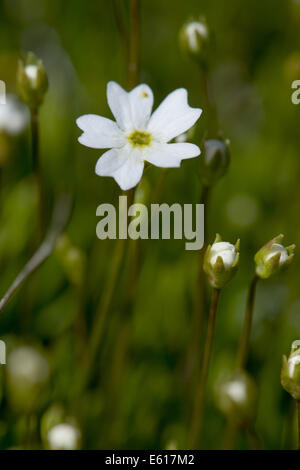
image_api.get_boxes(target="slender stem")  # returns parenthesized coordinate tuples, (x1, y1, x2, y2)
(224, 276, 259, 448)
(80, 188, 136, 390)
(128, 0, 140, 89)
(188, 287, 221, 448)
(112, 0, 129, 57)
(223, 417, 237, 450)
(297, 400, 300, 450)
(236, 276, 259, 369)
(30, 109, 44, 243)
(194, 185, 210, 337)
(0, 194, 71, 315)
(186, 186, 210, 384)
(246, 425, 261, 450)
(80, 236, 126, 387)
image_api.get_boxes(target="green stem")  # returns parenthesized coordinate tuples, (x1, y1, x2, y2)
(246, 425, 261, 450)
(112, 0, 129, 57)
(223, 417, 237, 450)
(80, 235, 126, 388)
(128, 0, 140, 89)
(224, 276, 258, 448)
(188, 287, 221, 448)
(80, 189, 135, 390)
(187, 185, 210, 384)
(30, 109, 44, 243)
(236, 276, 258, 370)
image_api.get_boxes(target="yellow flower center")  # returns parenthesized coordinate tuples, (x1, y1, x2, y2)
(127, 130, 152, 148)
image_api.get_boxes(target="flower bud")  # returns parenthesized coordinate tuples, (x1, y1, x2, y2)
(215, 370, 257, 425)
(6, 345, 50, 413)
(281, 340, 300, 400)
(17, 52, 48, 110)
(203, 234, 240, 289)
(46, 423, 81, 450)
(199, 138, 230, 187)
(41, 404, 82, 450)
(179, 18, 210, 65)
(254, 234, 295, 279)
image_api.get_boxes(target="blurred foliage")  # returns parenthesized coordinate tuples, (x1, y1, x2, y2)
(0, 0, 299, 450)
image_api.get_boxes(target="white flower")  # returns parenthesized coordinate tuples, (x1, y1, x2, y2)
(76, 81, 202, 190)
(264, 243, 288, 266)
(47, 423, 81, 450)
(0, 94, 29, 136)
(210, 241, 237, 269)
(7, 346, 49, 385)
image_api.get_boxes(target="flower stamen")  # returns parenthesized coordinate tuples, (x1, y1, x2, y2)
(127, 130, 152, 148)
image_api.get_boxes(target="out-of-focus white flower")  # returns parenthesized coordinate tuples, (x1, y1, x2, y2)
(182, 21, 208, 53)
(223, 380, 247, 404)
(7, 345, 49, 384)
(215, 371, 257, 424)
(47, 423, 81, 450)
(76, 81, 202, 190)
(6, 345, 50, 413)
(179, 19, 210, 63)
(0, 94, 29, 136)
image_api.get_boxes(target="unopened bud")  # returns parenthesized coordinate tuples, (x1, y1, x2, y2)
(281, 340, 300, 400)
(204, 234, 240, 289)
(199, 138, 230, 187)
(41, 404, 82, 450)
(17, 52, 48, 110)
(6, 345, 50, 413)
(179, 19, 210, 65)
(215, 371, 257, 425)
(254, 234, 295, 279)
(46, 423, 81, 450)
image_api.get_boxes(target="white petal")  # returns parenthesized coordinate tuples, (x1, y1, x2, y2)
(107, 81, 132, 132)
(95, 145, 144, 190)
(113, 151, 144, 190)
(129, 84, 153, 128)
(107, 81, 154, 132)
(95, 148, 127, 176)
(147, 88, 202, 142)
(145, 142, 200, 168)
(76, 114, 124, 149)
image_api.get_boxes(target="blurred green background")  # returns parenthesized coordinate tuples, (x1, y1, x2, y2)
(0, 0, 300, 450)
